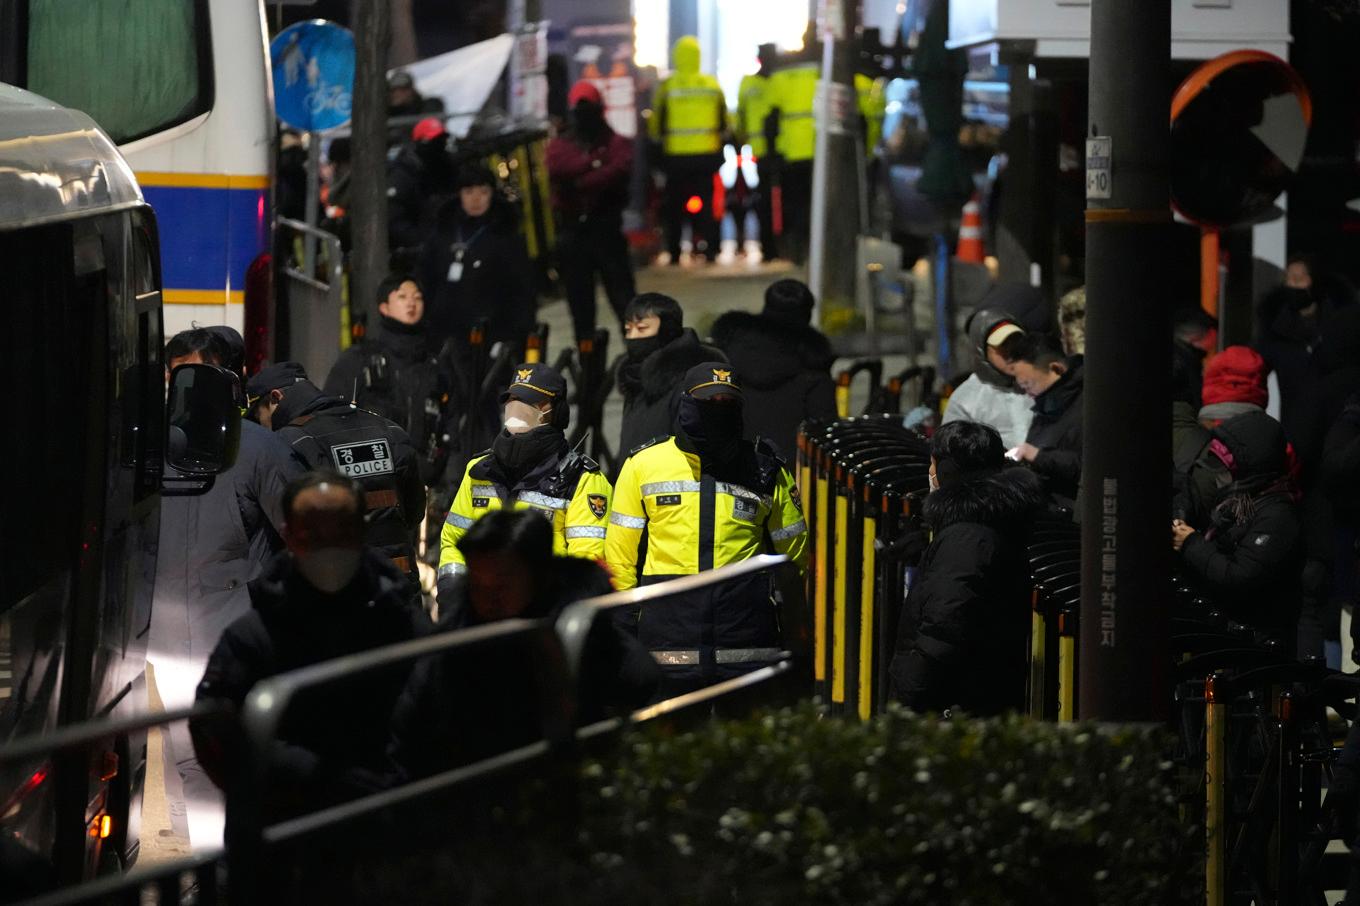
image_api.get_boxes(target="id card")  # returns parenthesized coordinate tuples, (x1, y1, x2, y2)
(447, 260, 463, 282)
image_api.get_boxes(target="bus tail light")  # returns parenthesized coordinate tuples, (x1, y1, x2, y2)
(243, 252, 274, 376)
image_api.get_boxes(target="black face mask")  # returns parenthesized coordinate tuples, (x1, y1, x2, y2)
(677, 395, 744, 464)
(1283, 287, 1315, 312)
(572, 103, 607, 139)
(625, 335, 664, 362)
(491, 425, 566, 477)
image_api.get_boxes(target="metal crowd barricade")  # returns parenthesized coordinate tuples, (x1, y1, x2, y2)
(799, 416, 929, 718)
(275, 217, 345, 383)
(833, 359, 885, 418)
(8, 558, 805, 905)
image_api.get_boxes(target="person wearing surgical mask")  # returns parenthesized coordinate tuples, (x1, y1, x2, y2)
(436, 363, 615, 610)
(191, 472, 430, 824)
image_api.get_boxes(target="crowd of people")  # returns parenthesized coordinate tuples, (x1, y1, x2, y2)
(152, 258, 841, 845)
(890, 255, 1360, 716)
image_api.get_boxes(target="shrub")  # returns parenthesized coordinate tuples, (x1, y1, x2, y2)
(576, 702, 1200, 905)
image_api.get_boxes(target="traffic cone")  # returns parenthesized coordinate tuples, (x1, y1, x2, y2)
(956, 192, 984, 264)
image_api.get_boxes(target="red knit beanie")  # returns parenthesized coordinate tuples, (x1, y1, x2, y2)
(1201, 345, 1268, 408)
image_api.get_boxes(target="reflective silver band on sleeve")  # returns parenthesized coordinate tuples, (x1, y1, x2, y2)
(469, 483, 502, 498)
(437, 562, 467, 579)
(445, 512, 475, 529)
(769, 519, 808, 542)
(640, 480, 702, 496)
(565, 525, 608, 540)
(609, 512, 647, 529)
(518, 491, 570, 510)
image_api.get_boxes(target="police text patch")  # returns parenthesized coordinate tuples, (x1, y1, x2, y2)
(331, 439, 394, 477)
(656, 494, 682, 506)
(732, 497, 758, 521)
(472, 497, 491, 508)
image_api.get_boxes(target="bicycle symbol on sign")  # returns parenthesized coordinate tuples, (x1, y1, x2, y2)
(306, 81, 352, 119)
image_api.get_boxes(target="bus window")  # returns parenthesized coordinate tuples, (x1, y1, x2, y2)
(0, 223, 97, 612)
(25, 0, 212, 145)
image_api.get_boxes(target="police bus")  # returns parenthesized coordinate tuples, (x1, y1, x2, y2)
(1, 0, 275, 364)
(0, 85, 239, 887)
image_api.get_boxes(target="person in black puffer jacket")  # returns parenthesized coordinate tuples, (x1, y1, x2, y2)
(325, 274, 452, 486)
(1003, 333, 1084, 510)
(889, 421, 1044, 715)
(390, 510, 659, 782)
(709, 278, 836, 460)
(1173, 410, 1304, 646)
(191, 474, 431, 824)
(611, 292, 727, 462)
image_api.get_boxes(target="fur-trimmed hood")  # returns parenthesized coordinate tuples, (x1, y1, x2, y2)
(923, 467, 1045, 533)
(709, 310, 834, 388)
(619, 328, 728, 404)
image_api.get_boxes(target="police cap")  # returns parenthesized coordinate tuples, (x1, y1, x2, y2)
(244, 361, 309, 403)
(501, 363, 566, 407)
(683, 362, 742, 401)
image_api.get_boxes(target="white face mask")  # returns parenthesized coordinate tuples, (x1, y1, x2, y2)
(296, 547, 362, 593)
(928, 471, 939, 493)
(503, 399, 549, 434)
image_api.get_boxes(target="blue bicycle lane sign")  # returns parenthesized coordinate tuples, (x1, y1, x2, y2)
(271, 20, 355, 132)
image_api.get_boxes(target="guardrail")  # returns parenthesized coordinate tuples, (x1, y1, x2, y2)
(276, 217, 345, 384)
(4, 557, 805, 905)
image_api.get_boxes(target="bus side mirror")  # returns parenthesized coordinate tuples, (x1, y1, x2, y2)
(166, 364, 241, 475)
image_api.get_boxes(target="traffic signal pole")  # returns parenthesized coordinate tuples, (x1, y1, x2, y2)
(1078, 0, 1172, 721)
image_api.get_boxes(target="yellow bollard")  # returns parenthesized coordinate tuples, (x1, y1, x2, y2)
(1205, 674, 1226, 906)
(835, 372, 852, 418)
(1027, 588, 1047, 719)
(831, 467, 850, 707)
(813, 456, 830, 688)
(1057, 609, 1075, 722)
(857, 497, 876, 721)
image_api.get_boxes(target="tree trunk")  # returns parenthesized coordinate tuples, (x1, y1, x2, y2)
(350, 0, 391, 327)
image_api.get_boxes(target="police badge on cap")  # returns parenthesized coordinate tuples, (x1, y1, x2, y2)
(499, 362, 567, 406)
(683, 362, 742, 401)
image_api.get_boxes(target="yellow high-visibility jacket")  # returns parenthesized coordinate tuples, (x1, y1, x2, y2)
(605, 437, 808, 590)
(856, 72, 886, 154)
(766, 62, 819, 163)
(648, 36, 726, 157)
(736, 72, 772, 158)
(439, 451, 612, 580)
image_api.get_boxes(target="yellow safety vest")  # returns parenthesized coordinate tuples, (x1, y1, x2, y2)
(736, 72, 772, 158)
(439, 452, 613, 577)
(605, 437, 808, 590)
(766, 63, 819, 163)
(649, 73, 726, 157)
(856, 72, 887, 154)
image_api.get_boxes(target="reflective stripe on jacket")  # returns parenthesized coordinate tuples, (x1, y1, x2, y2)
(736, 72, 772, 158)
(439, 453, 613, 577)
(605, 437, 808, 590)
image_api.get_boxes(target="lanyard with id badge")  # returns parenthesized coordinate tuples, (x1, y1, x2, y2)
(448, 224, 487, 283)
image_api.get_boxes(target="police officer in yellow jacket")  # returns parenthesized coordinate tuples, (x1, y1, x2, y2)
(764, 58, 818, 264)
(736, 43, 779, 261)
(606, 363, 808, 693)
(438, 363, 612, 604)
(649, 36, 727, 264)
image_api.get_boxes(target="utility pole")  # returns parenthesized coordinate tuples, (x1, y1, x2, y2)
(350, 0, 391, 327)
(808, 0, 861, 334)
(1079, 0, 1172, 721)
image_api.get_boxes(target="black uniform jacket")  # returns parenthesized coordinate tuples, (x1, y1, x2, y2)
(889, 467, 1043, 715)
(276, 392, 426, 574)
(191, 550, 431, 818)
